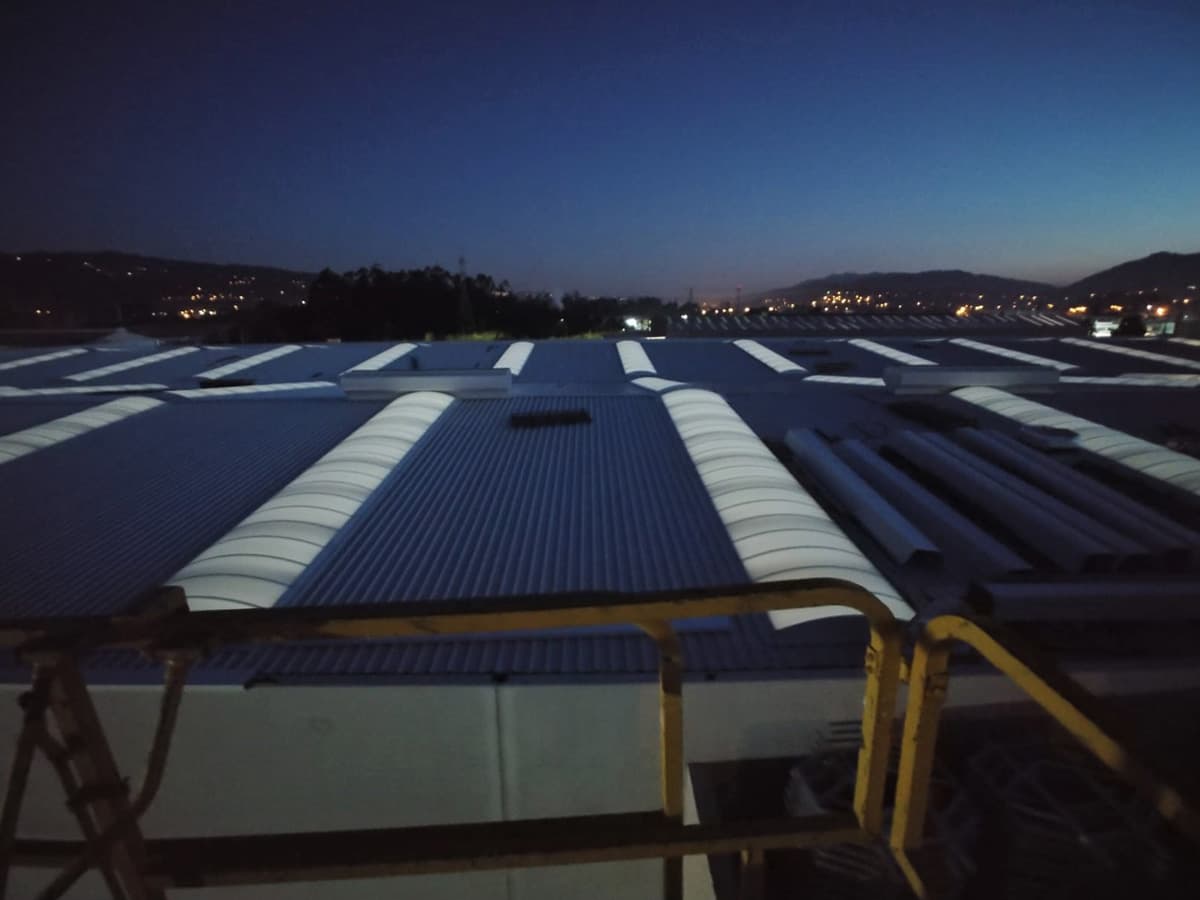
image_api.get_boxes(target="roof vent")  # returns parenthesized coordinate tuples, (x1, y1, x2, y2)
(509, 409, 592, 429)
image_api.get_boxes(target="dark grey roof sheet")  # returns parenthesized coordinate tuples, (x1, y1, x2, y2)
(282, 395, 748, 607)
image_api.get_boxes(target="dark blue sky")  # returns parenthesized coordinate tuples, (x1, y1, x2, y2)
(2, 1, 1197, 297)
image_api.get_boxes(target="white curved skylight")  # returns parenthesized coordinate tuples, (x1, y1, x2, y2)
(169, 381, 337, 398)
(0, 347, 88, 372)
(171, 391, 455, 611)
(949, 337, 1077, 370)
(344, 343, 417, 372)
(953, 386, 1200, 496)
(196, 345, 303, 380)
(631, 376, 687, 393)
(65, 346, 198, 382)
(732, 339, 806, 373)
(0, 384, 166, 397)
(848, 338, 936, 366)
(803, 375, 886, 386)
(617, 340, 656, 375)
(494, 341, 534, 375)
(1059, 337, 1200, 372)
(659, 387, 913, 626)
(1061, 374, 1200, 388)
(0, 396, 162, 465)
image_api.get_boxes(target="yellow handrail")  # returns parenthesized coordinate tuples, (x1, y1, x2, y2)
(890, 613, 1200, 898)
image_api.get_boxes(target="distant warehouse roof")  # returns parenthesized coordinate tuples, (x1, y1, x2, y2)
(3, 332, 1200, 683)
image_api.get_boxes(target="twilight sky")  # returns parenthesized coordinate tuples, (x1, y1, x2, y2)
(2, 0, 1198, 297)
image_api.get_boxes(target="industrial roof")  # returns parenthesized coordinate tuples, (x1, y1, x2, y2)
(3, 330, 1200, 683)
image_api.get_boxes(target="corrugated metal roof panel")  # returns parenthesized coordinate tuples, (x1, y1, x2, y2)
(411, 341, 508, 369)
(74, 346, 249, 386)
(0, 399, 381, 618)
(514, 341, 623, 383)
(0, 347, 88, 371)
(1, 348, 146, 387)
(282, 395, 748, 607)
(644, 341, 778, 384)
(200, 344, 393, 382)
(0, 612, 868, 683)
(0, 397, 117, 433)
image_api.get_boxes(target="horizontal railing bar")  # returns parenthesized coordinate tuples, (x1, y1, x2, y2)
(4, 580, 896, 654)
(13, 812, 867, 884)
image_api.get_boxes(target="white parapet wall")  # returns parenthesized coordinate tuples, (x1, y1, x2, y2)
(8, 659, 1200, 899)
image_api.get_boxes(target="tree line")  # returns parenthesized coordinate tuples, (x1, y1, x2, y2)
(234, 266, 693, 342)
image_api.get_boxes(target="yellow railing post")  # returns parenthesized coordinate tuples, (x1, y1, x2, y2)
(890, 613, 1200, 899)
(853, 620, 903, 836)
(641, 623, 685, 900)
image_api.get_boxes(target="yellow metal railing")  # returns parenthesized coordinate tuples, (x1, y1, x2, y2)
(1, 580, 901, 900)
(5, 588, 1200, 900)
(889, 613, 1200, 899)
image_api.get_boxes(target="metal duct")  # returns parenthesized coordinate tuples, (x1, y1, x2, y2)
(886, 430, 1131, 573)
(834, 439, 1030, 577)
(953, 428, 1198, 565)
(952, 386, 1200, 498)
(786, 429, 939, 566)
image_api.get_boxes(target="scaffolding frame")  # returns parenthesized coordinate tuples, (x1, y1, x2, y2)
(1, 582, 1197, 900)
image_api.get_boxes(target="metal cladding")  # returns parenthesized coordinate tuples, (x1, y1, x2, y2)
(0, 396, 161, 465)
(658, 387, 914, 626)
(494, 341, 534, 375)
(732, 339, 807, 374)
(171, 392, 455, 611)
(616, 340, 657, 375)
(344, 342, 417, 372)
(848, 338, 937, 366)
(196, 344, 303, 380)
(953, 386, 1200, 497)
(948, 337, 1077, 370)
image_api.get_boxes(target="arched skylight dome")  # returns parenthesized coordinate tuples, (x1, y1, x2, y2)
(848, 338, 936, 366)
(494, 341, 534, 375)
(0, 396, 162, 465)
(172, 391, 455, 610)
(659, 387, 913, 626)
(616, 340, 656, 375)
(954, 386, 1200, 496)
(732, 339, 806, 373)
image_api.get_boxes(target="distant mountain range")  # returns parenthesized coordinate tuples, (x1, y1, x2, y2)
(1065, 251, 1200, 298)
(750, 251, 1200, 305)
(2, 249, 1197, 326)
(0, 251, 312, 325)
(750, 270, 1054, 304)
